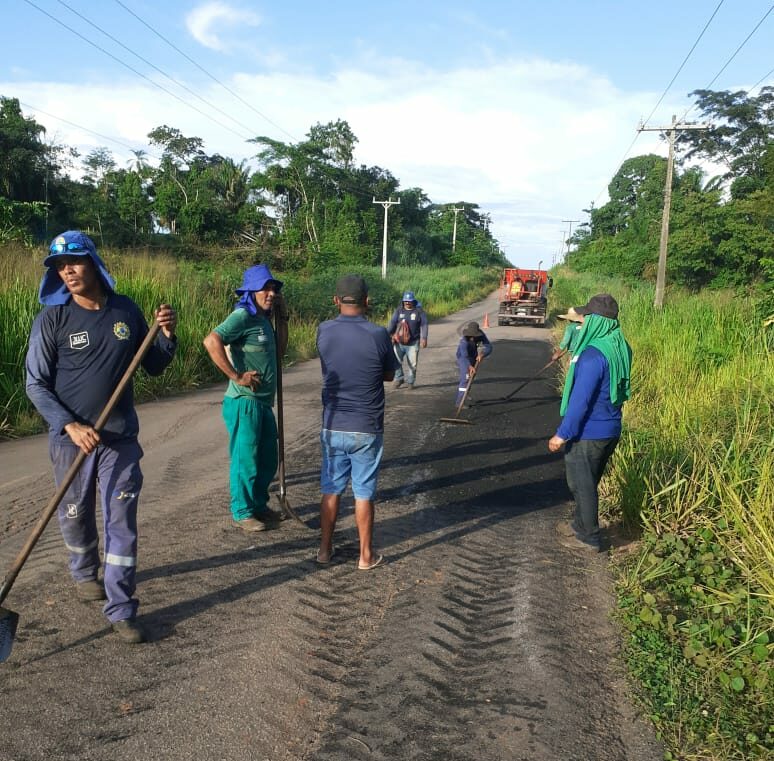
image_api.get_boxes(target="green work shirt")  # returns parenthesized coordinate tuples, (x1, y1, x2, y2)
(559, 323, 583, 353)
(213, 308, 277, 407)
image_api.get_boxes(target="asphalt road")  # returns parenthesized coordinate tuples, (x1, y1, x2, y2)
(0, 292, 661, 761)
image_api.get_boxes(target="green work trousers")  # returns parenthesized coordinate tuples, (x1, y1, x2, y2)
(222, 395, 278, 521)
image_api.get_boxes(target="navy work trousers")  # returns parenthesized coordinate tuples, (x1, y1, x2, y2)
(563, 437, 619, 548)
(50, 438, 143, 622)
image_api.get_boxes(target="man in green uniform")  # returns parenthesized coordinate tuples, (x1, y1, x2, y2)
(203, 264, 287, 532)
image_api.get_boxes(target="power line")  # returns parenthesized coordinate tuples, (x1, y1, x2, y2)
(22, 0, 252, 143)
(641, 0, 725, 128)
(54, 0, 258, 139)
(19, 100, 163, 163)
(680, 2, 774, 121)
(748, 64, 774, 93)
(112, 0, 298, 142)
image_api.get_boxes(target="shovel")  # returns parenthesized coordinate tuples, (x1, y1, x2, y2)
(440, 357, 481, 425)
(273, 313, 308, 528)
(0, 320, 162, 664)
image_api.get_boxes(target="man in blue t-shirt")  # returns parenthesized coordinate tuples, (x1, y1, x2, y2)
(25, 230, 177, 644)
(315, 274, 400, 571)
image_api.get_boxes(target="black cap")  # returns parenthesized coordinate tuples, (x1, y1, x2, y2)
(335, 274, 368, 305)
(574, 293, 619, 319)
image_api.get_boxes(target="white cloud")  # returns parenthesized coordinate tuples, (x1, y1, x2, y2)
(185, 2, 261, 52)
(5, 54, 691, 268)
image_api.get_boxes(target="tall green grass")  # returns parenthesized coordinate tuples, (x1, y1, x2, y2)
(551, 267, 773, 759)
(0, 245, 499, 437)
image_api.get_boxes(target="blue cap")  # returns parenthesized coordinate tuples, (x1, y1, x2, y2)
(236, 263, 283, 295)
(402, 291, 416, 303)
(39, 231, 115, 305)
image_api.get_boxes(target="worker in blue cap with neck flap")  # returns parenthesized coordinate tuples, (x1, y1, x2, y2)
(203, 263, 289, 532)
(386, 290, 428, 389)
(25, 230, 178, 644)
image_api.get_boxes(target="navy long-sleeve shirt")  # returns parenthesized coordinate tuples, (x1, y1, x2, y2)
(387, 306, 428, 344)
(556, 346, 622, 442)
(26, 294, 176, 443)
(456, 334, 492, 375)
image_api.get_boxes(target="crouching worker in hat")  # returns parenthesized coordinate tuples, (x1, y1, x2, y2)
(456, 321, 492, 406)
(25, 231, 178, 644)
(203, 264, 288, 533)
(548, 294, 632, 552)
(315, 275, 400, 570)
(386, 290, 428, 389)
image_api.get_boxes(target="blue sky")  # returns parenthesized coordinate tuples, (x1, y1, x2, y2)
(3, 1, 773, 267)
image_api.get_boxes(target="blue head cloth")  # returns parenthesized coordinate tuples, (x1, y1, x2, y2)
(402, 290, 416, 305)
(38, 231, 116, 305)
(234, 264, 283, 316)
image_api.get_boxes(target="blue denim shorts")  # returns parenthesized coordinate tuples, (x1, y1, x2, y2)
(320, 429, 384, 500)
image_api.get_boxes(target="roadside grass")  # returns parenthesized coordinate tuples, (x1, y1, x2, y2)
(0, 244, 498, 437)
(550, 267, 773, 760)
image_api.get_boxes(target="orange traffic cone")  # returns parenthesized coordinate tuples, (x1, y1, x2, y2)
(483, 312, 490, 328)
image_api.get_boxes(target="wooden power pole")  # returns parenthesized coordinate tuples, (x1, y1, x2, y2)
(451, 205, 465, 252)
(638, 115, 709, 308)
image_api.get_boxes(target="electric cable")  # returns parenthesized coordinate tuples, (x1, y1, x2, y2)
(54, 0, 259, 139)
(112, 0, 298, 142)
(22, 0, 253, 143)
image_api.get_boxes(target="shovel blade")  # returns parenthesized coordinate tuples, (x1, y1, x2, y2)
(275, 493, 311, 529)
(0, 606, 19, 663)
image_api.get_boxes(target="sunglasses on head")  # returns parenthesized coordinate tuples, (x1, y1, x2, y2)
(50, 242, 88, 254)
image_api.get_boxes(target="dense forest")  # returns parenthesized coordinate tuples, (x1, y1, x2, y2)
(0, 98, 507, 271)
(568, 87, 773, 310)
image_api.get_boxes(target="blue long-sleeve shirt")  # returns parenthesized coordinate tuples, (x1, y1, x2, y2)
(26, 294, 176, 443)
(556, 346, 622, 442)
(387, 306, 428, 344)
(456, 334, 492, 375)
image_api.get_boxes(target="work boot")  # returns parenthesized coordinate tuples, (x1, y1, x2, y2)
(557, 532, 603, 553)
(112, 618, 147, 644)
(406, 383, 415, 390)
(232, 517, 268, 532)
(255, 507, 285, 524)
(393, 378, 404, 389)
(76, 579, 106, 602)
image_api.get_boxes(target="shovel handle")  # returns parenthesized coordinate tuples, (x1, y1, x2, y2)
(0, 321, 161, 606)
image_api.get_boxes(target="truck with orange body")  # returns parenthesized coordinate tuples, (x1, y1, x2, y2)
(497, 268, 551, 326)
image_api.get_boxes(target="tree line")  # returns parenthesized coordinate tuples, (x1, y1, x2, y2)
(568, 87, 773, 307)
(0, 98, 507, 271)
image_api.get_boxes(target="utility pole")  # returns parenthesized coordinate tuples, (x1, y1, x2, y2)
(451, 205, 465, 252)
(638, 115, 709, 308)
(373, 197, 401, 279)
(561, 219, 579, 261)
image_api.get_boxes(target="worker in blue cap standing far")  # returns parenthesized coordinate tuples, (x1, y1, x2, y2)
(386, 290, 428, 389)
(203, 264, 289, 532)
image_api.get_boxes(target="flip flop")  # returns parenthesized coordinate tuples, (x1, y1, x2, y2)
(357, 554, 384, 571)
(315, 547, 335, 565)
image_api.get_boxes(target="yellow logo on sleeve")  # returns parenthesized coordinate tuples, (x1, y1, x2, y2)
(113, 322, 131, 340)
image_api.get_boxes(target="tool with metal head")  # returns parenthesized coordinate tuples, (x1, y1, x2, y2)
(1, 321, 161, 663)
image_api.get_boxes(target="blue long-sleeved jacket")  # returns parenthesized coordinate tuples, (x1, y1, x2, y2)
(556, 346, 622, 441)
(456, 334, 492, 375)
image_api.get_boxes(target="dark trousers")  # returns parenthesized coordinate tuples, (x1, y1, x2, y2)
(564, 437, 619, 548)
(51, 438, 143, 622)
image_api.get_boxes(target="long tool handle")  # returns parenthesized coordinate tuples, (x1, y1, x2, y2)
(503, 356, 558, 401)
(0, 321, 162, 606)
(274, 316, 287, 499)
(453, 356, 481, 418)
